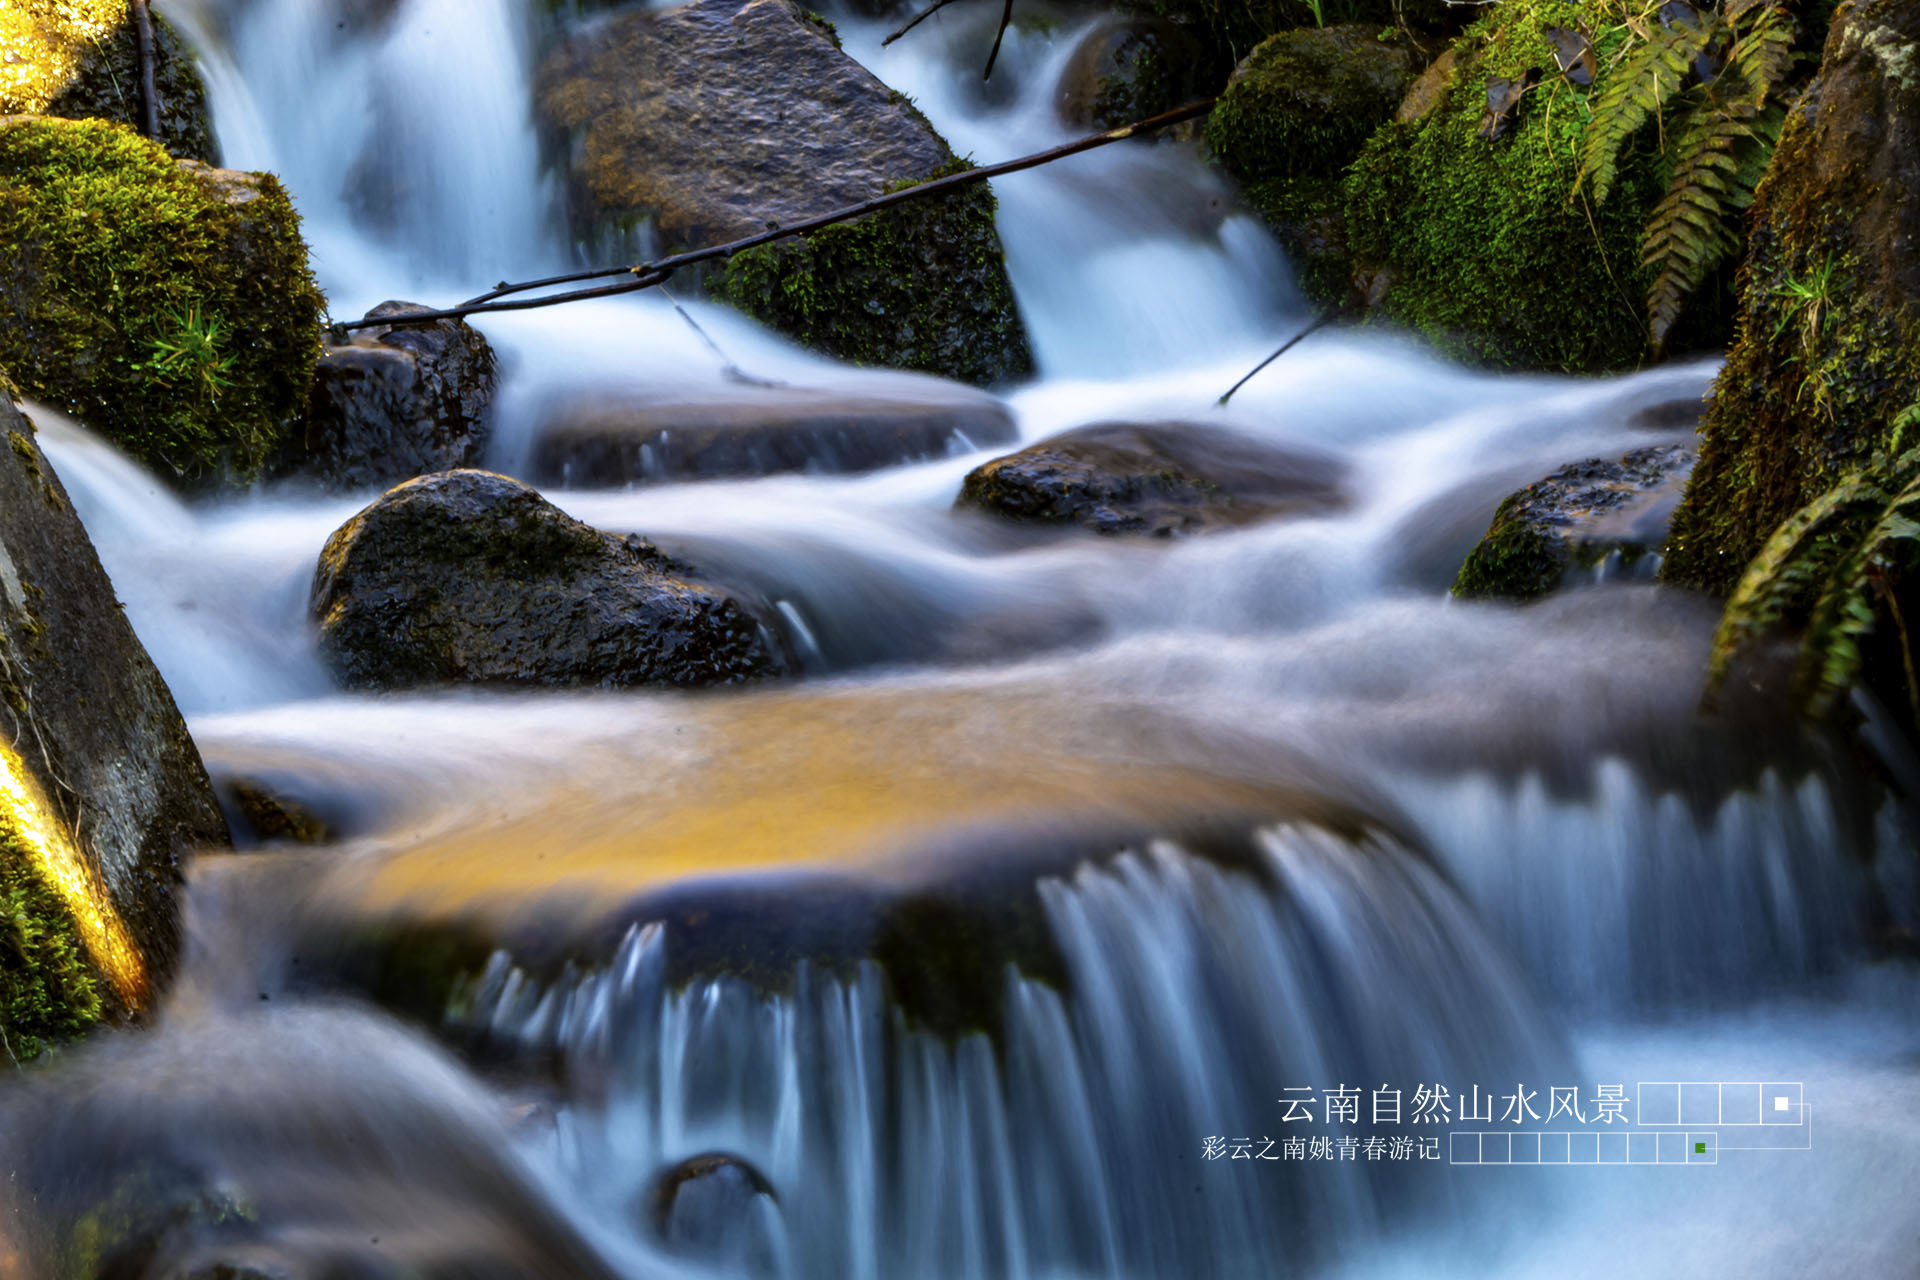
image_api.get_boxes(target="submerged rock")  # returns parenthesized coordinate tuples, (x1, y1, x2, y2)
(1454, 444, 1695, 601)
(1056, 17, 1209, 133)
(0, 0, 216, 161)
(534, 0, 1032, 386)
(0, 389, 230, 1060)
(1204, 25, 1425, 307)
(311, 470, 790, 691)
(956, 420, 1348, 536)
(272, 302, 496, 493)
(530, 385, 1016, 486)
(0, 117, 325, 486)
(1664, 0, 1920, 595)
(216, 775, 335, 848)
(644, 1152, 779, 1266)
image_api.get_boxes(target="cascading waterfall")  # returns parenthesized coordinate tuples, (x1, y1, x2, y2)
(4, 1, 1916, 1278)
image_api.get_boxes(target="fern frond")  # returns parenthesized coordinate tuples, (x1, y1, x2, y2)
(1797, 463, 1920, 718)
(1722, 5, 1794, 112)
(1707, 471, 1889, 694)
(1576, 21, 1707, 205)
(1642, 104, 1760, 346)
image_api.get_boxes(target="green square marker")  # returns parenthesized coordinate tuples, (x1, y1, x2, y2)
(1694, 1142, 1707, 1154)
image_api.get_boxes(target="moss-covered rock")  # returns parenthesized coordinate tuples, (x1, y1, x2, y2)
(0, 2, 216, 162)
(0, 117, 325, 486)
(1344, 2, 1691, 371)
(1663, 0, 1920, 595)
(1119, 0, 1451, 82)
(0, 386, 231, 1062)
(1453, 444, 1694, 600)
(534, 0, 1032, 386)
(1205, 24, 1425, 306)
(1057, 17, 1211, 133)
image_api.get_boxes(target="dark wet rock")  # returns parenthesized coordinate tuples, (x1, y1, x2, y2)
(271, 302, 497, 493)
(216, 775, 335, 848)
(0, 390, 230, 1059)
(1664, 0, 1920, 594)
(956, 421, 1349, 537)
(531, 386, 1017, 486)
(1203, 25, 1426, 306)
(534, 0, 1032, 386)
(1056, 17, 1209, 133)
(2, 2, 217, 162)
(1454, 444, 1695, 601)
(310, 470, 791, 691)
(644, 1152, 778, 1262)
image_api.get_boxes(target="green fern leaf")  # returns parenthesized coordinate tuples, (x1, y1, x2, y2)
(1576, 22, 1706, 206)
(1708, 472, 1888, 693)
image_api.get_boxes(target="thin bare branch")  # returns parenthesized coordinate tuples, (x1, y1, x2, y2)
(882, 0, 973, 47)
(335, 98, 1217, 334)
(983, 0, 1015, 80)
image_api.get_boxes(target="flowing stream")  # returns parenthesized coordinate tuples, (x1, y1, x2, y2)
(5, 1, 1920, 1277)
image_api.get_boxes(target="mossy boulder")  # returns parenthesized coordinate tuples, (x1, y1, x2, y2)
(1453, 444, 1695, 600)
(271, 302, 497, 493)
(1205, 24, 1425, 306)
(0, 0, 215, 161)
(1344, 2, 1699, 371)
(311, 471, 794, 691)
(534, 0, 1032, 387)
(1057, 17, 1211, 133)
(1663, 0, 1920, 595)
(0, 387, 230, 1062)
(956, 420, 1349, 536)
(0, 117, 325, 486)
(1119, 0, 1449, 81)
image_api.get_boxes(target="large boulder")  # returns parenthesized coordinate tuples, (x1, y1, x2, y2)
(310, 470, 792, 691)
(1454, 444, 1694, 600)
(1056, 17, 1210, 133)
(534, 0, 1032, 387)
(1663, 0, 1920, 595)
(0, 117, 325, 486)
(956, 420, 1348, 536)
(1205, 25, 1426, 308)
(0, 0, 216, 161)
(0, 388, 230, 1060)
(1343, 2, 1756, 371)
(272, 302, 497, 493)
(530, 384, 1016, 487)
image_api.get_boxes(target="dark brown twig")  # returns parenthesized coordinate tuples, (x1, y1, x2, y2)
(882, 0, 972, 47)
(130, 0, 161, 141)
(1216, 301, 1345, 406)
(982, 0, 1015, 79)
(335, 98, 1217, 334)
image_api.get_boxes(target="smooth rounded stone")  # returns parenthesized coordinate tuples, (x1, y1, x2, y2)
(1454, 444, 1696, 601)
(310, 470, 791, 691)
(530, 386, 1018, 486)
(1056, 17, 1209, 132)
(271, 302, 496, 493)
(643, 1152, 781, 1267)
(0, 390, 230, 1058)
(955, 420, 1350, 536)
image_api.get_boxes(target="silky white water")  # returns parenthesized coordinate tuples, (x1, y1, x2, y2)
(4, 0, 1917, 1276)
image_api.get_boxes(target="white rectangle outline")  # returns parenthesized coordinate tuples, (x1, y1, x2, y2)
(1634, 1082, 1806, 1127)
(1447, 1131, 1717, 1165)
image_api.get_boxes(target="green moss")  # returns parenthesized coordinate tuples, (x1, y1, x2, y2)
(1451, 496, 1565, 599)
(0, 824, 105, 1064)
(708, 168, 1034, 388)
(1206, 24, 1418, 182)
(0, 117, 325, 485)
(1663, 0, 1920, 596)
(1343, 3, 1684, 372)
